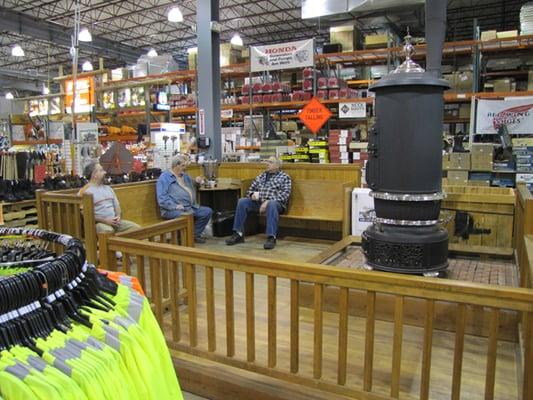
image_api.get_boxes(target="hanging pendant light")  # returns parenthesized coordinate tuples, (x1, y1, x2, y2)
(5, 92, 14, 100)
(230, 33, 243, 46)
(167, 6, 183, 22)
(82, 61, 94, 71)
(11, 44, 24, 57)
(79, 28, 93, 42)
(147, 48, 158, 57)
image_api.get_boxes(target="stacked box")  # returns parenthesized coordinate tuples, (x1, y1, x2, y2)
(442, 154, 451, 170)
(516, 173, 533, 184)
(459, 104, 471, 119)
(449, 152, 471, 170)
(260, 139, 287, 159)
(470, 144, 494, 171)
(308, 139, 329, 164)
(329, 25, 361, 52)
(349, 141, 368, 166)
(447, 170, 469, 185)
(328, 130, 352, 164)
(293, 146, 310, 163)
(364, 33, 390, 48)
(514, 146, 533, 172)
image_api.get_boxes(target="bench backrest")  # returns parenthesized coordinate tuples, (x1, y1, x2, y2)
(113, 181, 161, 226)
(287, 179, 355, 219)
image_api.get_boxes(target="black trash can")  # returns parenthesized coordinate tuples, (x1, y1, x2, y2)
(212, 211, 235, 237)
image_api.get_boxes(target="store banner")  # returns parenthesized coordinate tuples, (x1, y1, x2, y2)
(476, 98, 533, 134)
(250, 39, 314, 72)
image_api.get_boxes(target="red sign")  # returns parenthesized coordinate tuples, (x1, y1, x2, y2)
(298, 97, 332, 134)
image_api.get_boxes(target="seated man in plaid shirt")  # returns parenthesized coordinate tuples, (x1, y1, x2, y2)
(226, 156, 292, 250)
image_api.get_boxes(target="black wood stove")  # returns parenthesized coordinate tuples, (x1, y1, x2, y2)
(362, 0, 450, 274)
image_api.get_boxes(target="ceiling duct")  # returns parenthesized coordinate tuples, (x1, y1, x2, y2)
(302, 0, 424, 19)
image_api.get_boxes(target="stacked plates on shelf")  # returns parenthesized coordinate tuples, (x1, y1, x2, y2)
(520, 2, 533, 35)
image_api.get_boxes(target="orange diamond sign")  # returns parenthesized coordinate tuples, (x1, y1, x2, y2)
(298, 97, 332, 134)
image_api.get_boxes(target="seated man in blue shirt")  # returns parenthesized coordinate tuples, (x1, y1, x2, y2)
(156, 154, 213, 243)
(226, 156, 292, 250)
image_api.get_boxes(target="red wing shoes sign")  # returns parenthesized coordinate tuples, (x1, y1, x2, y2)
(476, 98, 533, 134)
(251, 39, 314, 72)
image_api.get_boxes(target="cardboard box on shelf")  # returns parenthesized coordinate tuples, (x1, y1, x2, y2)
(512, 138, 533, 147)
(455, 71, 473, 93)
(471, 161, 493, 172)
(447, 170, 469, 185)
(449, 152, 471, 170)
(480, 30, 497, 41)
(468, 180, 491, 186)
(496, 30, 519, 39)
(516, 173, 533, 183)
(444, 104, 460, 118)
(442, 154, 450, 170)
(220, 43, 243, 67)
(188, 48, 198, 70)
(471, 143, 494, 155)
(329, 25, 361, 52)
(459, 104, 471, 119)
(364, 33, 390, 48)
(492, 78, 514, 92)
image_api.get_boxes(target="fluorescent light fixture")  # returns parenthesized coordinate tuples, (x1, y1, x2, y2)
(5, 92, 14, 100)
(147, 48, 158, 57)
(79, 28, 92, 42)
(11, 44, 24, 57)
(42, 85, 50, 95)
(167, 6, 183, 22)
(82, 61, 94, 71)
(230, 33, 243, 46)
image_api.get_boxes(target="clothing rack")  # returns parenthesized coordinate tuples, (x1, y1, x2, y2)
(0, 227, 184, 399)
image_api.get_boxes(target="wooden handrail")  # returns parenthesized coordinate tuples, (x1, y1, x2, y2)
(103, 236, 533, 311)
(99, 227, 533, 399)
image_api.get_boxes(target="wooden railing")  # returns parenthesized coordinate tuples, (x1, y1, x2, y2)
(35, 189, 97, 262)
(515, 184, 533, 288)
(99, 227, 533, 400)
(99, 216, 194, 321)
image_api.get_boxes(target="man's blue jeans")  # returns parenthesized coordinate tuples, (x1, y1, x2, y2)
(162, 206, 213, 238)
(232, 198, 283, 237)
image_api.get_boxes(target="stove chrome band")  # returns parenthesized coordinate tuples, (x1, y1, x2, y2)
(369, 191, 446, 201)
(363, 210, 452, 226)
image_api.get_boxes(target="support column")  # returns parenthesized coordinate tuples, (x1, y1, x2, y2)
(197, 0, 222, 159)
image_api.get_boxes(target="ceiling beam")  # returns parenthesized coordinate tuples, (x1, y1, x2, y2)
(0, 5, 143, 64)
(0, 78, 42, 92)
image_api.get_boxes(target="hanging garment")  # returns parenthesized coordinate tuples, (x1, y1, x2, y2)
(0, 228, 183, 400)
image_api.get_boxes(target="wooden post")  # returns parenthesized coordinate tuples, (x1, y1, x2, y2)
(97, 232, 115, 271)
(82, 193, 98, 265)
(35, 190, 46, 229)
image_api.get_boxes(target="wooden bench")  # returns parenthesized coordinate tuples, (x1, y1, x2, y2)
(243, 179, 356, 239)
(37, 180, 163, 264)
(37, 178, 249, 263)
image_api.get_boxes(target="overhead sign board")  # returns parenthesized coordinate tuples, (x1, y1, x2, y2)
(251, 39, 314, 72)
(298, 97, 332, 134)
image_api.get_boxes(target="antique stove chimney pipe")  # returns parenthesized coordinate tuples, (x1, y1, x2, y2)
(361, 0, 450, 274)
